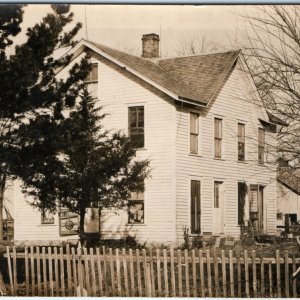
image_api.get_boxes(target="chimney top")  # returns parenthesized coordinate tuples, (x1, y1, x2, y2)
(142, 33, 160, 59)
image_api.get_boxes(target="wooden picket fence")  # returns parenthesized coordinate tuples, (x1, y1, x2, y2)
(4, 245, 300, 297)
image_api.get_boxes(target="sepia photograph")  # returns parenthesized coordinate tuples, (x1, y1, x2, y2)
(0, 2, 299, 297)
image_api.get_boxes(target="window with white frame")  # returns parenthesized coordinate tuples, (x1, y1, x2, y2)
(190, 112, 199, 154)
(41, 208, 54, 224)
(214, 118, 222, 158)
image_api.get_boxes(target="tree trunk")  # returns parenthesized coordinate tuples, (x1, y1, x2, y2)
(0, 173, 7, 242)
(79, 209, 86, 246)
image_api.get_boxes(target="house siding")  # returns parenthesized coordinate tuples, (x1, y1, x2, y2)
(175, 60, 277, 241)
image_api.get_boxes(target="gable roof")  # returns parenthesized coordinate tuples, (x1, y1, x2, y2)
(157, 51, 240, 105)
(68, 39, 241, 107)
(278, 167, 300, 195)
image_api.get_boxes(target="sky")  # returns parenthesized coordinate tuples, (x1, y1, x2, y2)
(17, 4, 259, 57)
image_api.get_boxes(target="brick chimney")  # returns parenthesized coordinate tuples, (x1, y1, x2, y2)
(141, 33, 160, 58)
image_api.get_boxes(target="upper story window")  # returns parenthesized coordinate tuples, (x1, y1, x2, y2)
(84, 63, 98, 99)
(128, 106, 144, 148)
(214, 118, 222, 158)
(238, 123, 245, 161)
(128, 181, 144, 224)
(258, 128, 265, 164)
(190, 112, 199, 154)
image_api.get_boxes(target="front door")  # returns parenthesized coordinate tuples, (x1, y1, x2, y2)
(213, 181, 224, 235)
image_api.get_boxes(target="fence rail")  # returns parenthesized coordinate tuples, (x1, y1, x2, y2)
(4, 245, 300, 297)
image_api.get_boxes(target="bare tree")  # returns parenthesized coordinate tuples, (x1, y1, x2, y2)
(243, 5, 300, 168)
(175, 35, 226, 56)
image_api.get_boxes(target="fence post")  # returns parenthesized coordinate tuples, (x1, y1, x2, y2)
(42, 247, 47, 296)
(170, 248, 176, 297)
(25, 246, 29, 296)
(221, 250, 227, 297)
(229, 250, 234, 297)
(36, 247, 41, 295)
(163, 248, 169, 297)
(244, 250, 250, 298)
(276, 250, 281, 298)
(129, 249, 134, 297)
(156, 249, 162, 296)
(199, 249, 205, 297)
(66, 244, 72, 295)
(206, 249, 212, 297)
(284, 250, 289, 298)
(252, 250, 257, 298)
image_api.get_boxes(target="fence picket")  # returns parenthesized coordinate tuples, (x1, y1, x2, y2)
(48, 247, 54, 296)
(129, 249, 135, 297)
(142, 249, 147, 295)
(199, 250, 205, 297)
(136, 249, 142, 296)
(206, 249, 212, 297)
(252, 250, 257, 298)
(42, 247, 47, 296)
(284, 250, 289, 298)
(229, 250, 234, 297)
(268, 261, 273, 297)
(184, 249, 190, 297)
(83, 248, 90, 295)
(59, 247, 65, 296)
(30, 246, 35, 295)
(102, 246, 107, 293)
(214, 248, 220, 297)
(76, 247, 84, 296)
(221, 250, 227, 297)
(156, 249, 162, 296)
(12, 246, 17, 294)
(116, 249, 121, 296)
(163, 248, 169, 297)
(276, 250, 281, 297)
(25, 247, 29, 296)
(90, 248, 97, 296)
(109, 248, 115, 295)
(149, 248, 155, 297)
(260, 251, 265, 296)
(66, 244, 72, 295)
(191, 249, 197, 297)
(53, 247, 59, 295)
(95, 248, 103, 296)
(244, 250, 250, 298)
(292, 254, 297, 297)
(122, 249, 129, 297)
(6, 246, 14, 296)
(36, 247, 41, 295)
(71, 247, 77, 295)
(170, 248, 176, 297)
(237, 250, 241, 297)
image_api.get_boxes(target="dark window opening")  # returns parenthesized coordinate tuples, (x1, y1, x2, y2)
(191, 180, 201, 234)
(128, 106, 144, 148)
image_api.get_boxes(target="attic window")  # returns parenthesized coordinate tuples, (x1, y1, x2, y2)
(85, 64, 98, 82)
(41, 208, 54, 224)
(84, 63, 98, 99)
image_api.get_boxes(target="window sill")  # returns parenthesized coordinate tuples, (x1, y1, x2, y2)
(127, 223, 146, 226)
(213, 157, 225, 161)
(189, 153, 202, 158)
(136, 148, 147, 151)
(237, 160, 247, 164)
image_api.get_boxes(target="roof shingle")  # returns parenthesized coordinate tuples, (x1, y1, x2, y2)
(87, 40, 240, 106)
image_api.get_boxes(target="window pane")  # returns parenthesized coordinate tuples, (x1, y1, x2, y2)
(128, 201, 144, 224)
(258, 128, 265, 164)
(191, 180, 201, 234)
(87, 82, 98, 99)
(190, 134, 198, 154)
(214, 118, 222, 139)
(128, 106, 144, 148)
(190, 113, 199, 134)
(41, 209, 54, 224)
(215, 139, 222, 158)
(85, 64, 98, 82)
(214, 182, 221, 208)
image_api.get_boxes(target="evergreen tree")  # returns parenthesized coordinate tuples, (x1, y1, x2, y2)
(19, 88, 150, 243)
(0, 4, 90, 240)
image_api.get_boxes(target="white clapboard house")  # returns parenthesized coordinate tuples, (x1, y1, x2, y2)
(11, 34, 281, 245)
